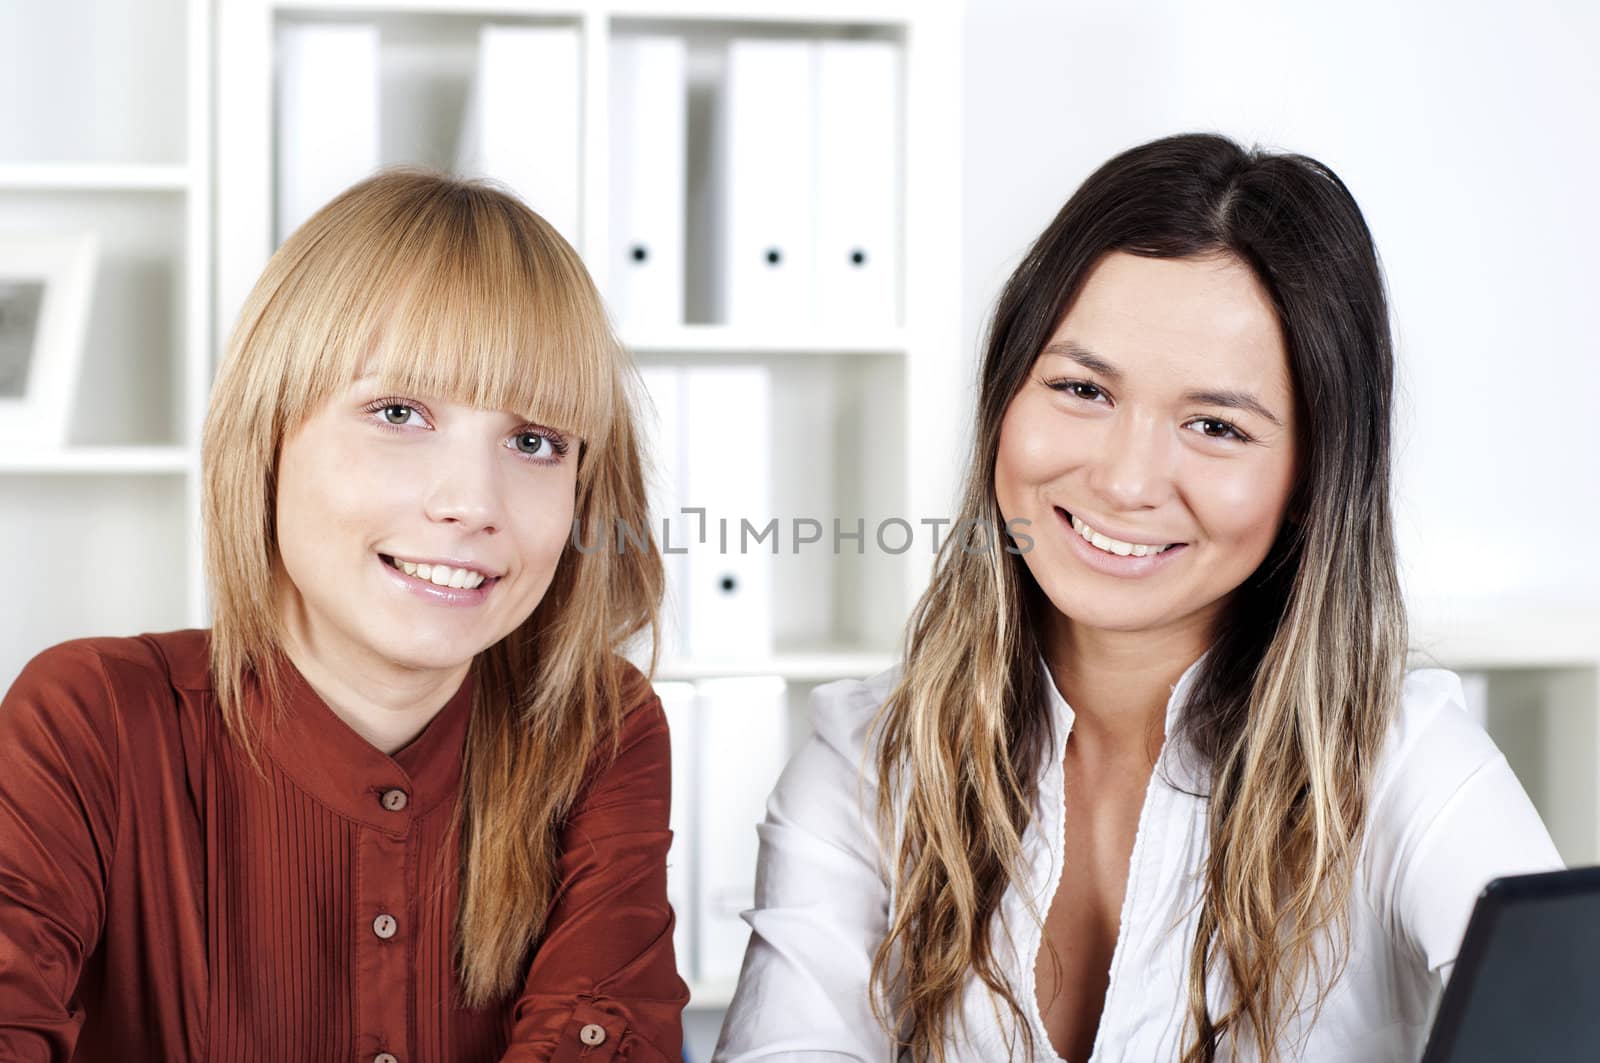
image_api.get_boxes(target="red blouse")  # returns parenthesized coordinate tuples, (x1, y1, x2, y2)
(0, 629, 687, 1062)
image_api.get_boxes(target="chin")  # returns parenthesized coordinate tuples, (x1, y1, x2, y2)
(1041, 588, 1176, 636)
(369, 629, 485, 674)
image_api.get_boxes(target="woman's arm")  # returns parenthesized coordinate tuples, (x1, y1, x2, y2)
(0, 642, 121, 1061)
(500, 668, 688, 1063)
(714, 674, 899, 1062)
(1367, 669, 1564, 986)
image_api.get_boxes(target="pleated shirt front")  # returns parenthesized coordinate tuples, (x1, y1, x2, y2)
(0, 628, 686, 1063)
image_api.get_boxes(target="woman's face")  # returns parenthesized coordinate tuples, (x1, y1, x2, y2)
(273, 368, 578, 679)
(995, 251, 1298, 642)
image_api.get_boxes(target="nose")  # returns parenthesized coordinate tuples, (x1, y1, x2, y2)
(1084, 406, 1175, 513)
(421, 433, 504, 535)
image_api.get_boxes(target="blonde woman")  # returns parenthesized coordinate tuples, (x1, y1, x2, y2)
(717, 134, 1563, 1061)
(0, 172, 685, 1061)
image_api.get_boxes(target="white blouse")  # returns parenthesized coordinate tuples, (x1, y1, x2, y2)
(714, 658, 1564, 1062)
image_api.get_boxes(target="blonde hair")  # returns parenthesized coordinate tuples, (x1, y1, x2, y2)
(870, 134, 1407, 1060)
(201, 169, 662, 1003)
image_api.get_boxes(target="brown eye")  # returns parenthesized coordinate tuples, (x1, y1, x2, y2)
(382, 405, 411, 425)
(1042, 378, 1107, 402)
(1187, 417, 1246, 442)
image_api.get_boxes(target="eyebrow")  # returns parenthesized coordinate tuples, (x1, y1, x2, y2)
(1039, 340, 1285, 428)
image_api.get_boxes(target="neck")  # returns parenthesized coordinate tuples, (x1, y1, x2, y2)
(1042, 609, 1211, 761)
(276, 583, 469, 756)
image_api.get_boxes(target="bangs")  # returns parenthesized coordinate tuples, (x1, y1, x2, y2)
(280, 175, 616, 448)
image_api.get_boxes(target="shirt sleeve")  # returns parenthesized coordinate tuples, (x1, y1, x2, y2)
(0, 641, 122, 1062)
(714, 673, 900, 1062)
(1365, 669, 1565, 989)
(500, 668, 689, 1063)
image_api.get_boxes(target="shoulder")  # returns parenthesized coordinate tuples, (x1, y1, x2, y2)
(610, 655, 666, 748)
(1, 629, 207, 788)
(805, 663, 902, 769)
(5, 629, 206, 721)
(1362, 667, 1562, 968)
(576, 656, 669, 791)
(1367, 667, 1503, 825)
(765, 663, 902, 829)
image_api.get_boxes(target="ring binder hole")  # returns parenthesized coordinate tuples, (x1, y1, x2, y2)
(850, 249, 867, 266)
(631, 244, 649, 263)
(764, 248, 783, 266)
(719, 574, 739, 594)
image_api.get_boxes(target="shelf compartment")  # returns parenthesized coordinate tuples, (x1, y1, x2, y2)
(623, 324, 906, 357)
(655, 648, 895, 682)
(0, 164, 193, 191)
(0, 190, 190, 446)
(0, 475, 192, 690)
(0, 447, 194, 476)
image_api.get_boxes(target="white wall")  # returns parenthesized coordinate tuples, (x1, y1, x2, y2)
(961, 0, 1600, 608)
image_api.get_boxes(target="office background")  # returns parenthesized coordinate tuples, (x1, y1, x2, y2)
(1, 1, 1597, 1057)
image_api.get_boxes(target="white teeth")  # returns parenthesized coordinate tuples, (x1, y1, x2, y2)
(1069, 514, 1172, 558)
(392, 557, 487, 590)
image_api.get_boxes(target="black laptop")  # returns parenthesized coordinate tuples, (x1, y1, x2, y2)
(1420, 865, 1600, 1062)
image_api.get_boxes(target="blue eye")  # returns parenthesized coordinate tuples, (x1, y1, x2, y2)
(369, 399, 428, 429)
(507, 428, 570, 464)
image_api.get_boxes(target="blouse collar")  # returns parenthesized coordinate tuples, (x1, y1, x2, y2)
(1038, 649, 1212, 796)
(257, 651, 476, 835)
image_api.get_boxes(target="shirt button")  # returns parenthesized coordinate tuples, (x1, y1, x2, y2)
(579, 1023, 607, 1046)
(374, 1055, 399, 1063)
(372, 913, 398, 939)
(380, 789, 409, 812)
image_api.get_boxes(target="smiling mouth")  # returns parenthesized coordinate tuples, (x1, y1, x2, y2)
(379, 553, 500, 591)
(1056, 508, 1182, 558)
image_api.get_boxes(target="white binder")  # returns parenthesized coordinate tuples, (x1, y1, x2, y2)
(609, 36, 688, 326)
(275, 23, 380, 245)
(681, 365, 773, 660)
(693, 676, 788, 983)
(456, 25, 582, 246)
(635, 365, 689, 659)
(815, 39, 901, 327)
(654, 679, 699, 981)
(717, 38, 817, 324)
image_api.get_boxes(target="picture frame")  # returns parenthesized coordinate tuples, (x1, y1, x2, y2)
(0, 232, 98, 447)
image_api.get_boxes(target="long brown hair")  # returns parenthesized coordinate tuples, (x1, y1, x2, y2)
(871, 133, 1407, 1060)
(201, 169, 662, 1004)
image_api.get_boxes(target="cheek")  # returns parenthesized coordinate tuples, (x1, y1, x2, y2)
(1194, 457, 1297, 553)
(509, 477, 578, 572)
(276, 431, 405, 575)
(995, 395, 1071, 507)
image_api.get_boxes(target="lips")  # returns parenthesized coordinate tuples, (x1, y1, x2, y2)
(1052, 506, 1188, 577)
(1059, 510, 1178, 558)
(376, 552, 500, 606)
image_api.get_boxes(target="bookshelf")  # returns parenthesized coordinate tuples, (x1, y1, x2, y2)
(0, 0, 212, 679)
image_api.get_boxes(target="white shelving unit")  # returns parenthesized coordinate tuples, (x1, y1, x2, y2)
(0, 0, 212, 686)
(213, 0, 961, 1051)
